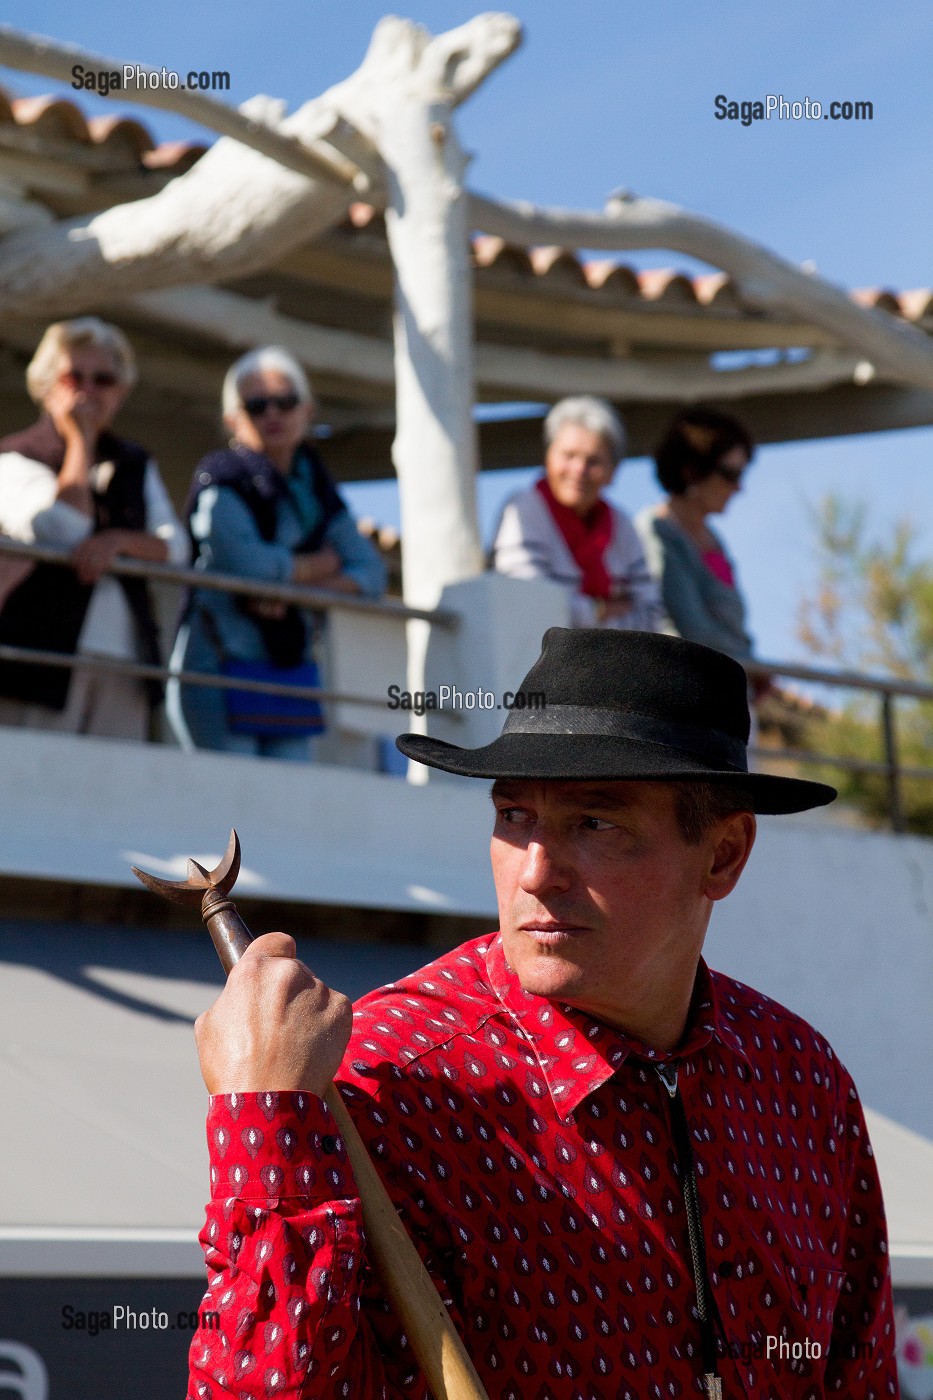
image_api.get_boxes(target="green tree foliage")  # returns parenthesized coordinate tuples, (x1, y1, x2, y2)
(794, 495, 933, 832)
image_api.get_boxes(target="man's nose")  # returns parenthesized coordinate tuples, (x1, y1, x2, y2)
(519, 838, 573, 895)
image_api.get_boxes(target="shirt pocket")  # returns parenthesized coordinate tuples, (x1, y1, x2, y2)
(714, 1240, 845, 1399)
(780, 1250, 847, 1357)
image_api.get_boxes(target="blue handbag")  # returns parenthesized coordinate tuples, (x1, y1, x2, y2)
(222, 658, 326, 738)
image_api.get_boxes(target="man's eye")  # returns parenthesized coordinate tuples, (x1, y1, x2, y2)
(581, 815, 614, 831)
(497, 806, 529, 824)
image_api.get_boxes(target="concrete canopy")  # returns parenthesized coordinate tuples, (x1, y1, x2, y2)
(1, 88, 932, 506)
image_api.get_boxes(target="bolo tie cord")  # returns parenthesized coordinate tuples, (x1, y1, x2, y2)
(656, 1062, 724, 1400)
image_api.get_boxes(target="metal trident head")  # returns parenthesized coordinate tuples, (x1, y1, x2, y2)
(132, 829, 241, 908)
(133, 830, 253, 975)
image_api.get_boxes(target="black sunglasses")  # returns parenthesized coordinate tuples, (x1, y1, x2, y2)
(713, 465, 744, 486)
(59, 369, 120, 389)
(242, 393, 301, 418)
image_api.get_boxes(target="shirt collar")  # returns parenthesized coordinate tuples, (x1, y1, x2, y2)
(485, 934, 753, 1119)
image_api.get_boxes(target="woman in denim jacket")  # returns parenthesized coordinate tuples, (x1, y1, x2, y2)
(636, 406, 756, 667)
(168, 347, 386, 759)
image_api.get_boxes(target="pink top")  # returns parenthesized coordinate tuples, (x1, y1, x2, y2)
(702, 547, 735, 588)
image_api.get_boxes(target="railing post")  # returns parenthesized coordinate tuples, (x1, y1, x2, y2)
(880, 691, 906, 834)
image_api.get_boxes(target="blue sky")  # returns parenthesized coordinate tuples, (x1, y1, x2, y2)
(4, 0, 933, 664)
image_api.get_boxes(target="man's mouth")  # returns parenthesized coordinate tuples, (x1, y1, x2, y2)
(519, 922, 588, 947)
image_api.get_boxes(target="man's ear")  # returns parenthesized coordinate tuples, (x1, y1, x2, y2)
(703, 811, 756, 902)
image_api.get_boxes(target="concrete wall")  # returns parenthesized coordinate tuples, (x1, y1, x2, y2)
(705, 815, 933, 1140)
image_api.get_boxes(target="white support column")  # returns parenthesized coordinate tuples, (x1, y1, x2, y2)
(334, 15, 521, 611)
(423, 573, 571, 776)
(332, 16, 522, 780)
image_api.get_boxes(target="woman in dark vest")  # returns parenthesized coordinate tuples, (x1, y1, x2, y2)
(0, 317, 188, 740)
(167, 346, 386, 760)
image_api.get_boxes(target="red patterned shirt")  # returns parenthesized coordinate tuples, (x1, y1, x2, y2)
(188, 934, 897, 1400)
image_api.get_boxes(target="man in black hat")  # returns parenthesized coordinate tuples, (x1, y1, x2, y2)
(189, 629, 897, 1400)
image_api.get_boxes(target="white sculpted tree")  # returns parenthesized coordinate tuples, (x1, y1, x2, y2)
(2, 10, 933, 627)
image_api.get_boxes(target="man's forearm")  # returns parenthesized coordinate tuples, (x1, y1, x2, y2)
(188, 1092, 411, 1400)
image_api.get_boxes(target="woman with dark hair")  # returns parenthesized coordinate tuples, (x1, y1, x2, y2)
(636, 406, 761, 674)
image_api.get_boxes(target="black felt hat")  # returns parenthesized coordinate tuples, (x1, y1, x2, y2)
(396, 628, 835, 815)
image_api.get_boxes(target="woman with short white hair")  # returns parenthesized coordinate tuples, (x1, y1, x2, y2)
(491, 394, 662, 630)
(0, 317, 188, 739)
(168, 345, 387, 759)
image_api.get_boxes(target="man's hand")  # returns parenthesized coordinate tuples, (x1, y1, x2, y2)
(194, 933, 353, 1098)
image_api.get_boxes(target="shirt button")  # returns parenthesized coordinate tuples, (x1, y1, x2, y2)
(321, 1135, 337, 1154)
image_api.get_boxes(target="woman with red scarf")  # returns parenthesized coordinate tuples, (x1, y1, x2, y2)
(491, 396, 662, 630)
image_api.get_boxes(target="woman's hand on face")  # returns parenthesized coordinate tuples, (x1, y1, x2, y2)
(46, 381, 108, 448)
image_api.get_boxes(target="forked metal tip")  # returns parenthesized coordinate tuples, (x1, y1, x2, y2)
(131, 829, 241, 905)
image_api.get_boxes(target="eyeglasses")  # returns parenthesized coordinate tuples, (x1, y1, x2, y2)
(59, 369, 120, 390)
(713, 465, 744, 486)
(243, 393, 301, 418)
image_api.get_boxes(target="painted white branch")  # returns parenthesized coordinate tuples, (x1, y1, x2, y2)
(127, 283, 871, 403)
(128, 285, 395, 385)
(0, 89, 365, 317)
(0, 21, 513, 323)
(0, 25, 365, 189)
(468, 190, 933, 391)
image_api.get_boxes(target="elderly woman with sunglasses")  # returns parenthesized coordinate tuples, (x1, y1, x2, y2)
(636, 406, 763, 682)
(168, 346, 386, 759)
(0, 317, 187, 740)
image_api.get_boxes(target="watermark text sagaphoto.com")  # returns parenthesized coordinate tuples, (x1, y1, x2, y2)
(71, 64, 230, 96)
(714, 94, 873, 126)
(387, 685, 546, 716)
(61, 1304, 219, 1336)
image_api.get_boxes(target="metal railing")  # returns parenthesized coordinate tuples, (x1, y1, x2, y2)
(0, 537, 932, 828)
(0, 537, 458, 719)
(746, 658, 933, 833)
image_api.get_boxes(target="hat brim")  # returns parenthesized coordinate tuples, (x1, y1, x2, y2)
(395, 732, 836, 816)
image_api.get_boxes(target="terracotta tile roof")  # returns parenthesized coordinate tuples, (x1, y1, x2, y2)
(635, 269, 697, 304)
(11, 94, 92, 142)
(0, 90, 928, 331)
(141, 141, 206, 173)
(898, 290, 933, 321)
(473, 235, 534, 276)
(329, 203, 933, 328)
(583, 260, 641, 296)
(0, 84, 206, 174)
(87, 114, 155, 159)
